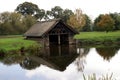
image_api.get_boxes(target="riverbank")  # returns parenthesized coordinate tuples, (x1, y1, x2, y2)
(0, 31, 120, 51)
(75, 31, 120, 46)
(0, 36, 38, 51)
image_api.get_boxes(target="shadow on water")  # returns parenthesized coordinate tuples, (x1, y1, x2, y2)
(0, 44, 119, 72)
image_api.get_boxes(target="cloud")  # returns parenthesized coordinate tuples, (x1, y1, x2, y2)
(25, 64, 83, 80)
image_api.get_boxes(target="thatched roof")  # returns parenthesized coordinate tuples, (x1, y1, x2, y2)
(24, 19, 78, 37)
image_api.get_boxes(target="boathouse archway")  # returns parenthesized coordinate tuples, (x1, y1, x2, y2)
(49, 34, 69, 45)
(49, 35, 58, 45)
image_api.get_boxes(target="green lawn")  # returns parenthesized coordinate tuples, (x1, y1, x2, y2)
(0, 36, 37, 51)
(74, 31, 120, 41)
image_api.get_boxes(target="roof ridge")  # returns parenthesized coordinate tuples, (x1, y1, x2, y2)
(38, 19, 60, 23)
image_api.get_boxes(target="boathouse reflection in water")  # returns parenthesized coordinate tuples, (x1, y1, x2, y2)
(20, 45, 79, 71)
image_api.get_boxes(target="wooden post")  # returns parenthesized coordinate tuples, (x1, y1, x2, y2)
(58, 45, 61, 56)
(58, 34, 60, 45)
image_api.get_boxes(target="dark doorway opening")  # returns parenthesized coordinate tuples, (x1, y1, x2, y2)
(49, 34, 69, 45)
(60, 34, 69, 45)
(49, 35, 58, 45)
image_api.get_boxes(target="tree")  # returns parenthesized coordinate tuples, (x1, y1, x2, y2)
(94, 14, 115, 32)
(110, 13, 120, 30)
(0, 22, 14, 35)
(15, 2, 45, 20)
(0, 12, 24, 34)
(67, 9, 86, 31)
(45, 6, 73, 23)
(50, 6, 63, 19)
(45, 6, 63, 20)
(10, 12, 25, 34)
(0, 12, 13, 35)
(62, 9, 74, 23)
(0, 12, 36, 35)
(34, 9, 45, 21)
(94, 14, 102, 31)
(22, 15, 36, 30)
(81, 14, 92, 31)
(0, 12, 10, 23)
(15, 2, 39, 16)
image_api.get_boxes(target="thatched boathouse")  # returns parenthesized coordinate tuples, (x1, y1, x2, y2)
(24, 19, 78, 46)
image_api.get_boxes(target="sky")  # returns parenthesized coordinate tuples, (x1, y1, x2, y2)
(0, 0, 120, 20)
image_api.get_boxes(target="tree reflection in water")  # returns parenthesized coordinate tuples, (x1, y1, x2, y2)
(75, 48, 89, 72)
(96, 47, 119, 61)
(20, 57, 40, 70)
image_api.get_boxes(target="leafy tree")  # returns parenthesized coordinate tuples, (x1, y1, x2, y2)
(0, 12, 13, 35)
(50, 6, 63, 19)
(34, 9, 45, 21)
(45, 6, 63, 20)
(44, 11, 50, 20)
(15, 2, 39, 16)
(62, 9, 74, 23)
(10, 12, 25, 34)
(67, 9, 86, 31)
(15, 2, 45, 20)
(94, 14, 102, 31)
(45, 7, 73, 23)
(22, 15, 36, 30)
(110, 13, 120, 30)
(0, 12, 10, 23)
(0, 12, 36, 35)
(81, 14, 92, 31)
(94, 14, 115, 32)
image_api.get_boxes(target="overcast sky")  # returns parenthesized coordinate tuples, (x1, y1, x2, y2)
(0, 0, 120, 20)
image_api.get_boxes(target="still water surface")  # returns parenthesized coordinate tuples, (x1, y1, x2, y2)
(0, 45, 120, 80)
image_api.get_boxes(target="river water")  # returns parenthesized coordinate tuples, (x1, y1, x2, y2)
(0, 45, 120, 80)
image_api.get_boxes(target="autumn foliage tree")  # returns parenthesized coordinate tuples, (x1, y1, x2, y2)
(67, 9, 86, 31)
(94, 14, 115, 32)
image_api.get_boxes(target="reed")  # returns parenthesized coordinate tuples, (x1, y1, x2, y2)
(83, 73, 115, 80)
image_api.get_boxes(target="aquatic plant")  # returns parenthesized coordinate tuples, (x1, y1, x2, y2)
(83, 73, 115, 80)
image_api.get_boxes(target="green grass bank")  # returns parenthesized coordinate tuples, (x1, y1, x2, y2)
(0, 31, 120, 51)
(74, 31, 120, 46)
(0, 36, 37, 51)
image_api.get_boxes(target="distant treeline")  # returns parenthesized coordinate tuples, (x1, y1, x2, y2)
(0, 2, 120, 35)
